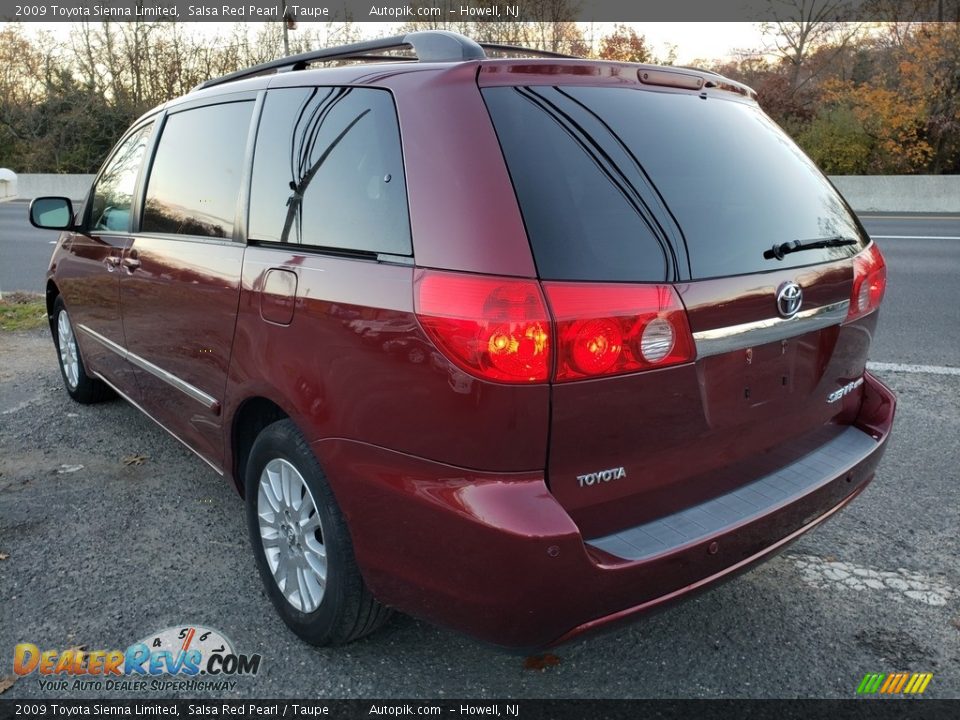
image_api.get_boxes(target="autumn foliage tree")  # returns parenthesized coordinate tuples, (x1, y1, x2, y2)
(716, 21, 960, 174)
(796, 23, 960, 173)
(597, 24, 652, 63)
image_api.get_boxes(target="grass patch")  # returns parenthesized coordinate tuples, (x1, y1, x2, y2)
(0, 292, 47, 331)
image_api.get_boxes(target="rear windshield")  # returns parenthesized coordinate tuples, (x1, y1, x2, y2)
(482, 85, 866, 281)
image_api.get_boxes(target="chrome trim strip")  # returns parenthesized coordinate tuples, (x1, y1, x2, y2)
(93, 371, 224, 476)
(693, 300, 850, 359)
(77, 324, 220, 414)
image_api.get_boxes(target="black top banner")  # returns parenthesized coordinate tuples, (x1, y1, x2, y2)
(1, 0, 959, 22)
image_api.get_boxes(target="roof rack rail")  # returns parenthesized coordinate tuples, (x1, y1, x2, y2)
(194, 30, 485, 91)
(478, 43, 576, 59)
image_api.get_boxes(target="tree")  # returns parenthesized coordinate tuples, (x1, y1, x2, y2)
(761, 0, 862, 93)
(797, 105, 873, 173)
(898, 22, 960, 172)
(597, 24, 651, 63)
(803, 22, 960, 174)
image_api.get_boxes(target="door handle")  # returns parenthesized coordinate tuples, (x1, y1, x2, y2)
(122, 250, 141, 272)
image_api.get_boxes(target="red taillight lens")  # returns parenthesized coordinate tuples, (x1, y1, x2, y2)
(415, 270, 551, 383)
(846, 243, 887, 322)
(543, 282, 695, 382)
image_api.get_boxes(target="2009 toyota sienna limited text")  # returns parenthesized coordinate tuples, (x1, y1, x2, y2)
(29, 31, 896, 649)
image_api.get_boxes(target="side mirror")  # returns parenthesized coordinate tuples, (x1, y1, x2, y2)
(29, 196, 75, 230)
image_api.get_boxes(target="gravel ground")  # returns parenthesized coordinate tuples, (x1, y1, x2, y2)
(1, 327, 958, 699)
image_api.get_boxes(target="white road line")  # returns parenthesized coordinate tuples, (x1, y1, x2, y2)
(867, 361, 960, 376)
(860, 215, 960, 220)
(786, 554, 954, 607)
(870, 235, 960, 240)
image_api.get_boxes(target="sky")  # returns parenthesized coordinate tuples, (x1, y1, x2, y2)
(19, 21, 768, 65)
(582, 22, 766, 63)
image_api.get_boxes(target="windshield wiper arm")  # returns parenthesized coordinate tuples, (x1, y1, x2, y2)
(764, 235, 858, 260)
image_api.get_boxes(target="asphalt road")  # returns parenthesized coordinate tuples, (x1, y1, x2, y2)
(859, 214, 960, 368)
(0, 210, 958, 700)
(0, 200, 61, 295)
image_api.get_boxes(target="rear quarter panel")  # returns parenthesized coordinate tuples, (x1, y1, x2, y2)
(223, 247, 550, 483)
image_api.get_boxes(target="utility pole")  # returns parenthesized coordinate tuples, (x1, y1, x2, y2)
(281, 0, 298, 56)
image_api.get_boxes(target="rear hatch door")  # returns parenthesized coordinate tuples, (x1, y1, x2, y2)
(482, 79, 873, 538)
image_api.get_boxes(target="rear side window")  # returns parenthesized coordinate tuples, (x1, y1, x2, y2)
(248, 87, 411, 255)
(482, 87, 671, 282)
(142, 101, 254, 239)
(483, 86, 866, 281)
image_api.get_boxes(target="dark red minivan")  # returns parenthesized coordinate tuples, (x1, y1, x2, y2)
(30, 31, 895, 648)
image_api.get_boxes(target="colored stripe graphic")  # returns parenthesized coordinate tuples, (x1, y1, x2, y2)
(879, 674, 898, 693)
(857, 672, 933, 694)
(913, 673, 933, 694)
(857, 673, 885, 694)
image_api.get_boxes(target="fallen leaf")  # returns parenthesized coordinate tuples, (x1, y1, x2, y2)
(122, 454, 148, 466)
(0, 552, 8, 561)
(952, 616, 960, 632)
(523, 653, 561, 671)
(0, 675, 17, 695)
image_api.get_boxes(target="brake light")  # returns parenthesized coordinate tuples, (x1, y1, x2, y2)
(415, 270, 551, 383)
(416, 272, 695, 384)
(543, 282, 695, 382)
(846, 243, 886, 322)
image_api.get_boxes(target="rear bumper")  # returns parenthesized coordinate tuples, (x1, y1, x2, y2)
(315, 371, 896, 649)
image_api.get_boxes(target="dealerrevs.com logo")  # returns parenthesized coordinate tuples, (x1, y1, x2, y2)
(14, 626, 262, 692)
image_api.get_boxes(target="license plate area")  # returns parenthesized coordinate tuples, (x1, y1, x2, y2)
(697, 336, 816, 429)
(743, 338, 799, 406)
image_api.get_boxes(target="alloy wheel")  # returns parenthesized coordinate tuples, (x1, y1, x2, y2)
(57, 309, 79, 390)
(257, 458, 328, 613)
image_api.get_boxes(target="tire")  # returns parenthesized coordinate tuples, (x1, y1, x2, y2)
(245, 419, 392, 645)
(51, 296, 114, 404)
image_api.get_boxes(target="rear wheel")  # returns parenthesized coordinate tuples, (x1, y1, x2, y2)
(245, 419, 391, 645)
(52, 296, 113, 404)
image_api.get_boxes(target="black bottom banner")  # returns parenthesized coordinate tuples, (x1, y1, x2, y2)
(1, 699, 959, 720)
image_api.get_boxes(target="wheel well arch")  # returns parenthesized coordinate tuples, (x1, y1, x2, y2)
(230, 396, 289, 497)
(45, 280, 60, 331)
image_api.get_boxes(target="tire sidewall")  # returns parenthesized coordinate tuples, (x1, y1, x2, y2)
(244, 421, 350, 645)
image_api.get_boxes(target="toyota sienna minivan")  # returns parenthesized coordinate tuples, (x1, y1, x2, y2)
(30, 31, 896, 648)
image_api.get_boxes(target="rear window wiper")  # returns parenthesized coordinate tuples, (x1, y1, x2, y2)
(764, 235, 858, 260)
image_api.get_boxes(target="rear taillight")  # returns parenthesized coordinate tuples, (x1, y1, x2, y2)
(543, 282, 695, 382)
(415, 270, 551, 383)
(415, 272, 695, 384)
(846, 243, 887, 322)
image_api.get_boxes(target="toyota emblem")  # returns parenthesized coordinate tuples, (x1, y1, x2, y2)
(776, 281, 803, 318)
